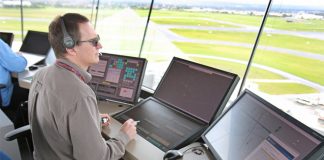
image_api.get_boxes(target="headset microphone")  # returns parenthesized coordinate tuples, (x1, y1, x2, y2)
(60, 17, 75, 49)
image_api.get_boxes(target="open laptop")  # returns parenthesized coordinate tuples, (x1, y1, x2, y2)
(88, 53, 147, 107)
(202, 89, 324, 160)
(0, 32, 14, 47)
(18, 30, 51, 68)
(114, 57, 240, 151)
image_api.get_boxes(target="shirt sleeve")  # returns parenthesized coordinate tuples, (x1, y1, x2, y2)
(68, 96, 130, 160)
(0, 39, 27, 72)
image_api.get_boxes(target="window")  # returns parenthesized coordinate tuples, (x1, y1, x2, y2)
(95, 1, 152, 57)
(246, 0, 324, 135)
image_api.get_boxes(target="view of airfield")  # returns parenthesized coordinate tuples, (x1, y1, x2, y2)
(1, 0, 324, 134)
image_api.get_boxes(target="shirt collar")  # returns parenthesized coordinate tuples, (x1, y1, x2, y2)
(56, 58, 92, 83)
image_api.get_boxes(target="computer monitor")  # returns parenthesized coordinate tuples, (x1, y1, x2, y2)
(154, 57, 240, 123)
(115, 57, 239, 151)
(202, 90, 324, 160)
(88, 53, 147, 105)
(0, 32, 14, 47)
(19, 30, 50, 56)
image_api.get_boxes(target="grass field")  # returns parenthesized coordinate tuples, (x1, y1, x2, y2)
(171, 29, 324, 55)
(151, 17, 239, 28)
(136, 9, 324, 32)
(256, 82, 319, 94)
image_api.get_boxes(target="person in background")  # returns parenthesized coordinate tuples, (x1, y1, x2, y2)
(28, 13, 137, 160)
(0, 39, 27, 108)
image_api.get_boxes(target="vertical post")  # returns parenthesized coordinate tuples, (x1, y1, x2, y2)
(138, 0, 154, 57)
(237, 0, 273, 96)
(20, 0, 24, 40)
(94, 0, 100, 29)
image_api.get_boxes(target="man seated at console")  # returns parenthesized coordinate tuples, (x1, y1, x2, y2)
(28, 13, 137, 160)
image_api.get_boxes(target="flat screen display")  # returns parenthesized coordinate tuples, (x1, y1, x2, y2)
(154, 57, 239, 123)
(202, 90, 324, 160)
(19, 30, 50, 56)
(0, 32, 14, 47)
(88, 53, 147, 105)
(115, 97, 205, 151)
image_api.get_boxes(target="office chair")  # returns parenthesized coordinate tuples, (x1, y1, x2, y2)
(4, 124, 33, 160)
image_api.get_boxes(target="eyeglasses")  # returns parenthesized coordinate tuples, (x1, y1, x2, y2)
(77, 35, 100, 47)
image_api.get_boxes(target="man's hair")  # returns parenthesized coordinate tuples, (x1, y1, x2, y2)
(48, 13, 89, 58)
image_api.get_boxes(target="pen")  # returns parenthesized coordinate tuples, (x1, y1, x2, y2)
(134, 120, 140, 124)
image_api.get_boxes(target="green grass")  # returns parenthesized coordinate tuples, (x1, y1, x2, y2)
(151, 17, 239, 28)
(171, 29, 324, 55)
(174, 42, 324, 85)
(136, 9, 324, 32)
(257, 82, 319, 95)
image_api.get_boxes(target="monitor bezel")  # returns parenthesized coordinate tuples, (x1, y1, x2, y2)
(19, 30, 50, 56)
(201, 89, 324, 160)
(153, 57, 239, 124)
(88, 52, 147, 105)
(0, 32, 14, 47)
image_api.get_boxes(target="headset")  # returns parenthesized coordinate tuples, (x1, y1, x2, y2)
(60, 17, 75, 49)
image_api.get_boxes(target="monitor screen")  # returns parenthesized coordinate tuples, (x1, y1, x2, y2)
(19, 30, 50, 56)
(88, 53, 147, 105)
(0, 32, 14, 47)
(202, 90, 324, 160)
(154, 57, 239, 123)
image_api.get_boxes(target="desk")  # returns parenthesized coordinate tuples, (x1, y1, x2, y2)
(14, 67, 41, 89)
(98, 101, 165, 160)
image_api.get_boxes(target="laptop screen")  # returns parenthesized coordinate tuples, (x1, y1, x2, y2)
(154, 57, 239, 123)
(19, 30, 50, 56)
(88, 53, 147, 105)
(202, 90, 324, 160)
(0, 32, 14, 47)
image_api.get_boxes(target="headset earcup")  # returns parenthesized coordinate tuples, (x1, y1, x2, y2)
(63, 36, 75, 49)
(61, 17, 75, 49)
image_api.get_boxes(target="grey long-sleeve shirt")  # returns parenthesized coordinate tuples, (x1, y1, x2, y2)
(28, 59, 130, 160)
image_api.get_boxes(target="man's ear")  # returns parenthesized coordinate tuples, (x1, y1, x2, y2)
(65, 47, 77, 56)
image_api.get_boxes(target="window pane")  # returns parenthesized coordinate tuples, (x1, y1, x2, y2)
(95, 1, 151, 57)
(246, 0, 324, 135)
(1, 2, 95, 50)
(141, 0, 269, 92)
(22, 2, 95, 35)
(0, 4, 21, 51)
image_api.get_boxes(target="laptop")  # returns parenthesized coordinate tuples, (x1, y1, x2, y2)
(0, 32, 14, 47)
(18, 30, 51, 68)
(114, 57, 240, 151)
(202, 89, 324, 160)
(88, 53, 147, 107)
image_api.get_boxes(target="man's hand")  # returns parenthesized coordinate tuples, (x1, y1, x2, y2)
(100, 113, 111, 127)
(120, 119, 137, 140)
